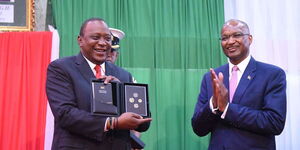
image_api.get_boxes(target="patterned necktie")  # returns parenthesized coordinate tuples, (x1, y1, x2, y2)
(229, 65, 239, 102)
(94, 65, 101, 79)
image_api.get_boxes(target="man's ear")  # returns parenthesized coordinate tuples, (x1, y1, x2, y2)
(248, 35, 253, 44)
(77, 36, 83, 46)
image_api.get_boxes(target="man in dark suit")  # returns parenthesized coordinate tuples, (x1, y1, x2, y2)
(46, 18, 152, 150)
(191, 19, 286, 150)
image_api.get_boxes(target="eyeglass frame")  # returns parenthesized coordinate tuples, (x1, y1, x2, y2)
(219, 32, 250, 42)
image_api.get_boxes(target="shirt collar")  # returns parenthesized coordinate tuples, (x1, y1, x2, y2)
(228, 55, 251, 74)
(82, 55, 106, 74)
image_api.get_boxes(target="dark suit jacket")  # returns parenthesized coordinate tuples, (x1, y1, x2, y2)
(46, 53, 149, 150)
(192, 57, 286, 150)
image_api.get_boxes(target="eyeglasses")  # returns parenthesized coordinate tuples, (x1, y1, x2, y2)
(220, 33, 250, 42)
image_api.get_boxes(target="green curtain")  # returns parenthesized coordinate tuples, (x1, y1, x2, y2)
(51, 0, 226, 149)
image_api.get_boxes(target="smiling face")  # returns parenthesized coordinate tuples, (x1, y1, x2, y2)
(221, 20, 252, 65)
(77, 20, 112, 65)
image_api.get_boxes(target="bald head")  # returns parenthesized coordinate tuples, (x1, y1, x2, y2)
(222, 19, 250, 34)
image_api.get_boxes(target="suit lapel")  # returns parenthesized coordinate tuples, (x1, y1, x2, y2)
(75, 53, 95, 82)
(223, 64, 230, 91)
(232, 57, 257, 103)
(105, 62, 116, 76)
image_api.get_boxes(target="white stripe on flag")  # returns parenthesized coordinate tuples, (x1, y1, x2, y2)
(44, 25, 60, 150)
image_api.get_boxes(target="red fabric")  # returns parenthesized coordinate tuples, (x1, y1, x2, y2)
(94, 65, 101, 78)
(0, 32, 52, 150)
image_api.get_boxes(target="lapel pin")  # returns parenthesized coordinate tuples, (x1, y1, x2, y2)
(247, 75, 251, 80)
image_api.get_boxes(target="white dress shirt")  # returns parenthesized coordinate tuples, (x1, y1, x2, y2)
(83, 55, 106, 76)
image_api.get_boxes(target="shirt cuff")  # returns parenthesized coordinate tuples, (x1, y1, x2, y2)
(209, 97, 218, 114)
(221, 103, 229, 119)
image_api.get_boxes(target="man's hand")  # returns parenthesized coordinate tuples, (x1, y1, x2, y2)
(99, 75, 120, 84)
(210, 69, 219, 109)
(216, 72, 229, 112)
(117, 112, 152, 130)
(210, 69, 229, 112)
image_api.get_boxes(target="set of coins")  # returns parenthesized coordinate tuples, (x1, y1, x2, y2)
(129, 92, 143, 108)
